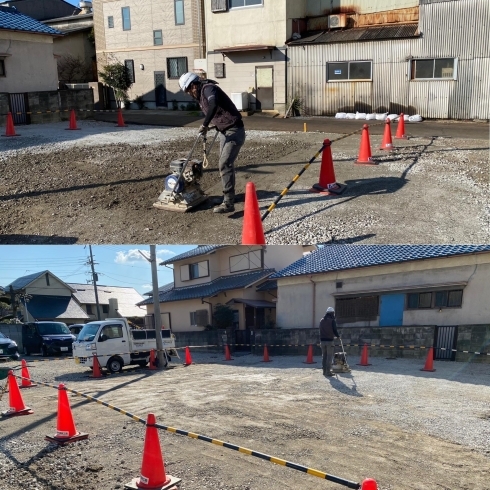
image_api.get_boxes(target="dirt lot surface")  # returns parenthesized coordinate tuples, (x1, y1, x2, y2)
(0, 353, 489, 490)
(0, 120, 488, 244)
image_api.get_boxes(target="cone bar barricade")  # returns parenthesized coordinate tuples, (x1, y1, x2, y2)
(356, 125, 377, 165)
(116, 108, 127, 127)
(20, 359, 36, 388)
(45, 383, 88, 445)
(310, 139, 346, 195)
(183, 346, 192, 366)
(361, 478, 379, 490)
(302, 344, 317, 364)
(1, 370, 33, 417)
(125, 413, 181, 490)
(242, 182, 266, 245)
(379, 118, 394, 151)
(65, 109, 81, 130)
(2, 112, 20, 137)
(261, 344, 272, 362)
(224, 344, 233, 361)
(357, 344, 372, 366)
(421, 347, 436, 372)
(149, 349, 157, 370)
(91, 354, 103, 378)
(395, 113, 408, 140)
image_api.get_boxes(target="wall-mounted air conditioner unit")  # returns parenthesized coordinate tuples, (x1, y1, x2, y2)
(328, 14, 347, 29)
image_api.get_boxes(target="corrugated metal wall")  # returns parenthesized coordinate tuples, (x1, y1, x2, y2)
(288, 0, 490, 119)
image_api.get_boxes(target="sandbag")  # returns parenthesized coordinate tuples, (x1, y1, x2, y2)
(387, 114, 399, 121)
(408, 114, 423, 122)
(335, 112, 347, 119)
(345, 113, 356, 119)
(366, 113, 376, 120)
(375, 112, 388, 121)
(355, 112, 367, 119)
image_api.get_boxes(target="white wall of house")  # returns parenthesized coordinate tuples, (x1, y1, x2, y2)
(276, 254, 490, 329)
(24, 274, 72, 297)
(0, 31, 59, 92)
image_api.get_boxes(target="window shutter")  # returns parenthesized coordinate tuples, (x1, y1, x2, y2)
(180, 264, 190, 281)
(195, 309, 209, 326)
(198, 261, 209, 277)
(211, 0, 228, 12)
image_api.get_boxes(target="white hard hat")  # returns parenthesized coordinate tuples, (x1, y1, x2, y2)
(179, 72, 200, 92)
(326, 307, 335, 313)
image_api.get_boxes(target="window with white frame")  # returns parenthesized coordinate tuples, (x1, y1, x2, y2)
(229, 0, 263, 8)
(326, 61, 372, 81)
(411, 58, 457, 80)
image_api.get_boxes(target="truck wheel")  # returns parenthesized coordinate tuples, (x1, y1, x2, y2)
(41, 345, 48, 357)
(23, 346, 31, 356)
(107, 356, 123, 373)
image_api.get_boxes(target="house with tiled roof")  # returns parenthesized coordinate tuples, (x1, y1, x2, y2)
(0, 5, 62, 92)
(137, 245, 315, 335)
(270, 245, 490, 361)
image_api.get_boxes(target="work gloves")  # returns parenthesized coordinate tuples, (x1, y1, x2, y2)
(198, 124, 209, 136)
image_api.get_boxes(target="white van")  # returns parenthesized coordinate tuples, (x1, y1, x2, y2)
(72, 318, 178, 373)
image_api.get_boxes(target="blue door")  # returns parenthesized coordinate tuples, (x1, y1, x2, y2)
(379, 294, 405, 326)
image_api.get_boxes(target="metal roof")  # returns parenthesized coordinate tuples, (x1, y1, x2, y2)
(138, 269, 275, 305)
(226, 298, 276, 308)
(68, 283, 145, 318)
(271, 245, 490, 279)
(159, 246, 226, 266)
(5, 270, 50, 291)
(0, 6, 62, 35)
(288, 24, 419, 46)
(26, 295, 89, 320)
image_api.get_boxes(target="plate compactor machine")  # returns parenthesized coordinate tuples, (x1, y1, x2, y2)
(331, 337, 351, 374)
(153, 129, 218, 212)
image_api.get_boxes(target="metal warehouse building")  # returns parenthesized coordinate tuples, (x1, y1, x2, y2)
(287, 0, 489, 119)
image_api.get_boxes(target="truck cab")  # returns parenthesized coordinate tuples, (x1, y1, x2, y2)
(22, 321, 76, 356)
(73, 318, 177, 373)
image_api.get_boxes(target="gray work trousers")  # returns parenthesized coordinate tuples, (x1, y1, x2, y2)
(218, 125, 246, 203)
(321, 340, 334, 374)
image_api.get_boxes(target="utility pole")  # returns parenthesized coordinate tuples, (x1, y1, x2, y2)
(88, 245, 101, 320)
(139, 246, 165, 368)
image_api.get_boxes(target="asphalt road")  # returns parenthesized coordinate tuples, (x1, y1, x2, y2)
(94, 110, 490, 140)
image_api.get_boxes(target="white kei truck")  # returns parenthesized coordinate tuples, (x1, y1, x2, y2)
(72, 318, 178, 373)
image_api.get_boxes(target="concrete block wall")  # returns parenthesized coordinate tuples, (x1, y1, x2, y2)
(0, 323, 23, 349)
(27, 91, 62, 124)
(59, 89, 94, 120)
(456, 324, 490, 364)
(0, 93, 9, 126)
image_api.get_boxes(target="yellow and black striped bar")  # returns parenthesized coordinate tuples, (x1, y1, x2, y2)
(260, 143, 326, 222)
(12, 373, 361, 489)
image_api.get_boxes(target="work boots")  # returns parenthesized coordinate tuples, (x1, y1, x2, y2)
(213, 201, 235, 214)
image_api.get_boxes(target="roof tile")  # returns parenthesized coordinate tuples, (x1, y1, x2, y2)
(0, 6, 62, 35)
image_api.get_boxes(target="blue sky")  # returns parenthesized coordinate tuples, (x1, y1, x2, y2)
(0, 245, 195, 296)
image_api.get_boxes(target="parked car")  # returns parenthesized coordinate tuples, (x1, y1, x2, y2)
(0, 332, 20, 360)
(22, 322, 76, 356)
(69, 324, 85, 339)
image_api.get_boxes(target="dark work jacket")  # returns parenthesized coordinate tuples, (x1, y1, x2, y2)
(199, 82, 243, 132)
(319, 316, 339, 341)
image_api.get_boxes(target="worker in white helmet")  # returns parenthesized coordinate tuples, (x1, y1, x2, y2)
(179, 72, 245, 213)
(319, 307, 340, 376)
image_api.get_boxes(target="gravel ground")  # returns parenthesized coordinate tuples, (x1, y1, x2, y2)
(0, 121, 488, 244)
(0, 353, 489, 490)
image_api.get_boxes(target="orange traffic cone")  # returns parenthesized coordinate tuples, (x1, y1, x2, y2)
(125, 413, 181, 490)
(302, 344, 317, 364)
(241, 181, 266, 245)
(261, 344, 272, 362)
(91, 354, 103, 378)
(420, 347, 436, 372)
(20, 359, 36, 388)
(116, 108, 127, 127)
(379, 118, 394, 151)
(2, 112, 20, 137)
(395, 113, 408, 140)
(149, 349, 157, 370)
(65, 109, 81, 130)
(310, 139, 346, 195)
(357, 344, 372, 366)
(224, 344, 233, 361)
(45, 384, 88, 445)
(1, 371, 33, 417)
(361, 478, 378, 490)
(183, 346, 192, 366)
(356, 125, 377, 165)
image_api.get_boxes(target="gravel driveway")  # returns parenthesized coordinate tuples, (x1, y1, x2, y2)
(0, 353, 488, 490)
(0, 121, 488, 244)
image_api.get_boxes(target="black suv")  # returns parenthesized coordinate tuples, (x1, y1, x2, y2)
(22, 322, 76, 356)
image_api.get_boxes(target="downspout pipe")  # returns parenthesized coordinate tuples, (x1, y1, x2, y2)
(308, 276, 316, 329)
(201, 298, 213, 326)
